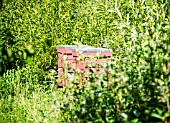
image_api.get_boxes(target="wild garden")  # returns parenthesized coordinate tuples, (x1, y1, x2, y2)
(0, 0, 170, 122)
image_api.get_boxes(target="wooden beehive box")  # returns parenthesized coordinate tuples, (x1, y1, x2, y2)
(57, 45, 112, 87)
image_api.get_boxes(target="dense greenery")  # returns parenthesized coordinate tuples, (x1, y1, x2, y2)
(0, 0, 170, 122)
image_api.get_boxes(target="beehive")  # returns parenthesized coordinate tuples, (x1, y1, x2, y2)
(57, 45, 112, 87)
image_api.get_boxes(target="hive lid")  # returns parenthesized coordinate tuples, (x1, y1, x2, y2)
(57, 45, 94, 50)
(80, 48, 112, 53)
(57, 45, 112, 53)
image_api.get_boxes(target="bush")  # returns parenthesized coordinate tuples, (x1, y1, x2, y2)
(58, 0, 170, 122)
(61, 48, 170, 122)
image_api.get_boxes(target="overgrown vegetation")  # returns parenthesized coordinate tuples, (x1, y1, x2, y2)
(0, 0, 170, 122)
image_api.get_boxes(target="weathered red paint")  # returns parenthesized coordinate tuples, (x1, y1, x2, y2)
(56, 45, 112, 87)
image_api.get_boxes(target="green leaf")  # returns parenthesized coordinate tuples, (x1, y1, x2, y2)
(121, 113, 128, 119)
(130, 118, 139, 123)
(151, 113, 163, 120)
(7, 48, 13, 57)
(156, 108, 163, 115)
(27, 45, 34, 54)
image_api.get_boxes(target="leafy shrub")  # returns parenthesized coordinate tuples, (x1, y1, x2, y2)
(61, 50, 170, 122)
(58, 0, 170, 122)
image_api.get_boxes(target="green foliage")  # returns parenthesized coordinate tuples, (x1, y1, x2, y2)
(58, 0, 170, 122)
(0, 65, 46, 98)
(0, 0, 169, 122)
